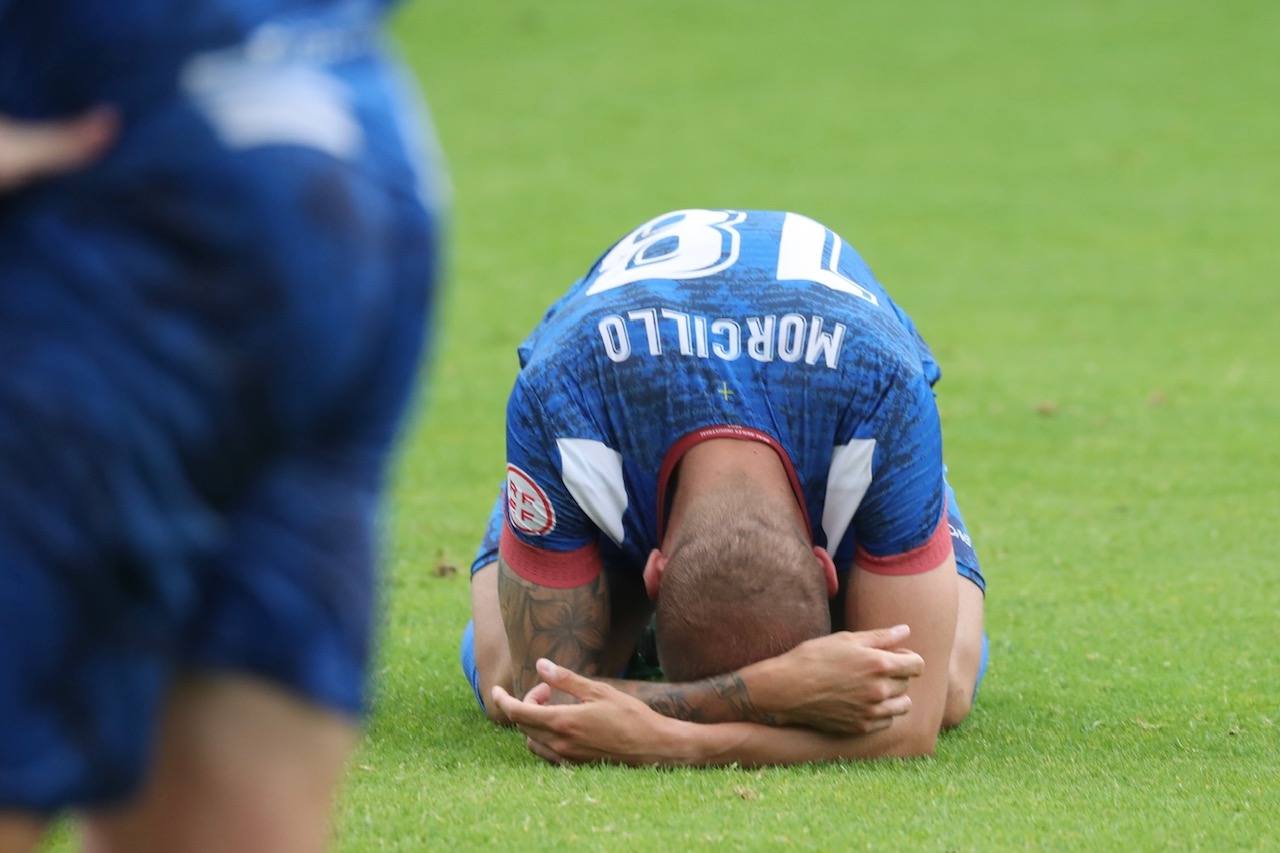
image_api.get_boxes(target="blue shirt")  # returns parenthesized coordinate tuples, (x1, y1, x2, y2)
(0, 0, 397, 115)
(499, 209, 952, 588)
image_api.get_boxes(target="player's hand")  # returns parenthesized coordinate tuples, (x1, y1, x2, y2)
(0, 107, 118, 193)
(492, 658, 682, 766)
(752, 625, 924, 735)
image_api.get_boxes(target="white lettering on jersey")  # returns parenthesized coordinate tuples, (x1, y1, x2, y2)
(777, 213, 879, 305)
(693, 315, 710, 358)
(581, 211, 881, 306)
(506, 464, 556, 536)
(585, 209, 746, 295)
(777, 313, 806, 363)
(661, 309, 695, 356)
(627, 308, 662, 355)
(597, 309, 847, 369)
(805, 315, 846, 369)
(710, 319, 742, 360)
(746, 316, 776, 361)
(598, 315, 630, 363)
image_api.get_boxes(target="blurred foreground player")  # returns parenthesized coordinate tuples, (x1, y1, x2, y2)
(0, 1, 443, 848)
(464, 209, 987, 766)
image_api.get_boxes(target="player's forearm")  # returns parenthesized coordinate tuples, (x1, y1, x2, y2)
(639, 637, 948, 765)
(601, 666, 780, 726)
(601, 633, 914, 731)
(663, 714, 939, 768)
(497, 557, 610, 697)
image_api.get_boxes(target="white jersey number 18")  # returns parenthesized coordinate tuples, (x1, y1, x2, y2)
(584, 209, 878, 306)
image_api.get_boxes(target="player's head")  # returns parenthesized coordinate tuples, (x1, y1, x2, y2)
(644, 482, 836, 682)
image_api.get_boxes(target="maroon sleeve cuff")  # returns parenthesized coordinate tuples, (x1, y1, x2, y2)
(499, 524, 603, 589)
(855, 511, 954, 576)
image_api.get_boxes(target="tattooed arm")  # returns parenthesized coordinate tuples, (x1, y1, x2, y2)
(492, 561, 955, 767)
(488, 556, 772, 723)
(492, 564, 927, 733)
(493, 559, 927, 735)
(498, 557, 610, 700)
(600, 672, 777, 726)
(594, 623, 925, 735)
(490, 656, 940, 767)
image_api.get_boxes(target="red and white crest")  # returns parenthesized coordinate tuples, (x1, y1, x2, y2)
(506, 464, 556, 536)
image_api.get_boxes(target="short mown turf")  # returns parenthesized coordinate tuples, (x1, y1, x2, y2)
(351, 2, 1278, 848)
(44, 2, 1280, 849)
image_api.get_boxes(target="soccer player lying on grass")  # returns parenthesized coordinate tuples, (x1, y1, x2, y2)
(462, 209, 988, 766)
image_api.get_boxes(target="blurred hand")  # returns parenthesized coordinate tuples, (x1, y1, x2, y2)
(754, 625, 925, 735)
(0, 107, 118, 192)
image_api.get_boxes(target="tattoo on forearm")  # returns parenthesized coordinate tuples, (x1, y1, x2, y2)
(646, 687, 705, 722)
(623, 673, 779, 726)
(710, 673, 780, 726)
(498, 558, 609, 697)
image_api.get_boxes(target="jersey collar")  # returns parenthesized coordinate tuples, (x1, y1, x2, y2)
(656, 424, 812, 544)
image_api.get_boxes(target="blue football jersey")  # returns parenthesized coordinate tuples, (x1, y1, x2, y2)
(499, 209, 952, 588)
(0, 0, 397, 115)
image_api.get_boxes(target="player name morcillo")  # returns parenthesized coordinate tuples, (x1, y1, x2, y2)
(596, 308, 847, 368)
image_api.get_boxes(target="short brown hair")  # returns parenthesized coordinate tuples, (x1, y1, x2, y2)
(655, 489, 830, 682)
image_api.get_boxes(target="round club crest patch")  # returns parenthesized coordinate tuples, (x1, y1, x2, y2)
(506, 464, 556, 536)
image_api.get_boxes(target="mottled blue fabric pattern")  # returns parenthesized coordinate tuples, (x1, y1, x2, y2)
(501, 210, 947, 572)
(0, 13, 440, 811)
(0, 0, 397, 115)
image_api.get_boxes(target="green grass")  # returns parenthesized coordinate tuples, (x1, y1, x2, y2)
(354, 1, 1280, 848)
(44, 1, 1280, 849)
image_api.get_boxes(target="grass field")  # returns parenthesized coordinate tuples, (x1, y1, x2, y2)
(46, 1, 1280, 849)
(339, 1, 1280, 849)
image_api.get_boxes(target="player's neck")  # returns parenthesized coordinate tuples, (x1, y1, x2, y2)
(663, 438, 807, 548)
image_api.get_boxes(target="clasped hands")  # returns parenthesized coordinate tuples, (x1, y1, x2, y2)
(492, 624, 924, 766)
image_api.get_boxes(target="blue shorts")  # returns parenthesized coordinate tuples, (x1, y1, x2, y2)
(0, 35, 442, 811)
(460, 474, 985, 710)
(944, 479, 985, 595)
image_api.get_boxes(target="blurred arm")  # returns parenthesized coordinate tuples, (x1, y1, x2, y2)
(0, 108, 116, 192)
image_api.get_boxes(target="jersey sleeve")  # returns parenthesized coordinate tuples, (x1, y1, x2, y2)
(850, 367, 952, 575)
(499, 374, 604, 588)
